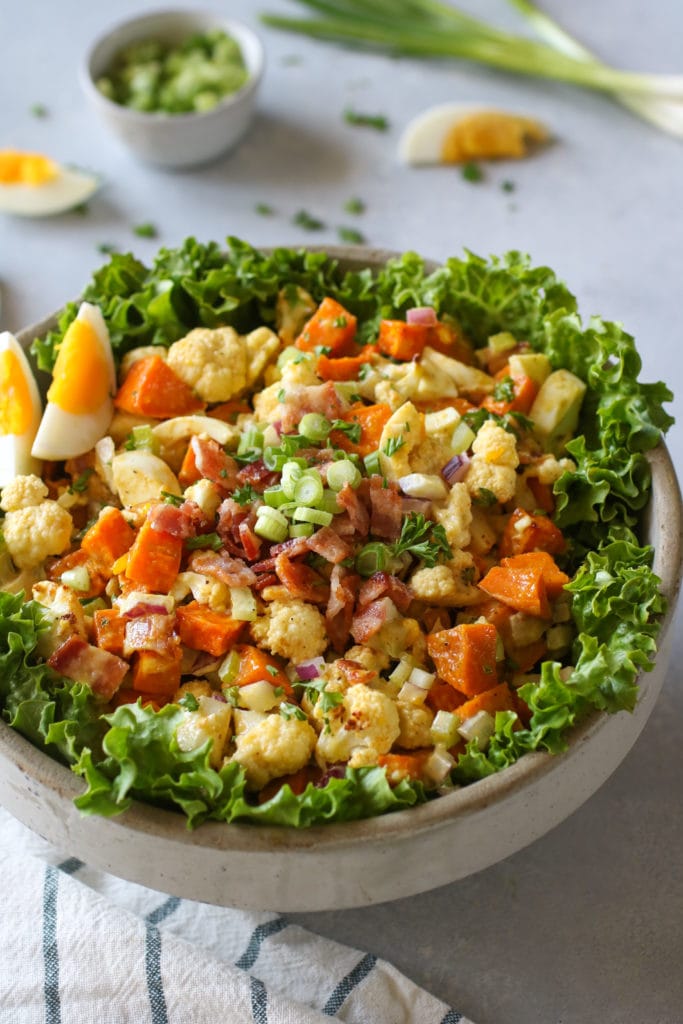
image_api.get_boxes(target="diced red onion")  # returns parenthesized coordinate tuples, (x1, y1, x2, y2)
(295, 657, 325, 680)
(441, 453, 470, 485)
(407, 306, 437, 326)
(212, 692, 227, 703)
(315, 765, 347, 787)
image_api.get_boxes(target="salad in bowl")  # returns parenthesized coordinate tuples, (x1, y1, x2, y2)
(0, 237, 674, 830)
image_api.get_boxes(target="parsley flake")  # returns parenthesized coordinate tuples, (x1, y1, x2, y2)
(344, 109, 389, 131)
(391, 513, 453, 567)
(178, 692, 199, 711)
(344, 197, 366, 215)
(462, 161, 484, 183)
(337, 226, 366, 244)
(231, 484, 257, 506)
(185, 533, 223, 551)
(279, 702, 307, 721)
(293, 209, 325, 231)
(382, 435, 405, 457)
(133, 222, 157, 238)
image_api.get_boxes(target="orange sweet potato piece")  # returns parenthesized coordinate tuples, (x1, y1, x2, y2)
(329, 402, 393, 457)
(114, 354, 205, 418)
(125, 519, 183, 592)
(175, 601, 245, 657)
(131, 649, 182, 696)
(455, 682, 518, 725)
(80, 507, 136, 573)
(294, 297, 357, 356)
(427, 622, 499, 697)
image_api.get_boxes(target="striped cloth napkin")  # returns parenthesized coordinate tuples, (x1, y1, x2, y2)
(0, 807, 472, 1024)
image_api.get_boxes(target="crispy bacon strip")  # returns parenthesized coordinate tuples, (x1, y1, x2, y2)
(350, 597, 395, 645)
(336, 483, 370, 536)
(306, 526, 353, 564)
(188, 550, 257, 587)
(358, 571, 413, 613)
(123, 614, 179, 658)
(326, 565, 360, 652)
(367, 478, 403, 541)
(47, 635, 128, 701)
(274, 553, 329, 605)
(190, 436, 238, 491)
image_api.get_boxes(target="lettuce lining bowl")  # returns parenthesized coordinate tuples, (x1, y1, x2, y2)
(0, 246, 680, 911)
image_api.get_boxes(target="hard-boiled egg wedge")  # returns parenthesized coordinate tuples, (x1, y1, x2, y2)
(0, 331, 43, 486)
(32, 302, 116, 461)
(398, 103, 549, 165)
(0, 149, 99, 217)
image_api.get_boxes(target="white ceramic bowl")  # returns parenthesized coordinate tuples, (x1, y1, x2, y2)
(1, 248, 681, 911)
(80, 9, 264, 168)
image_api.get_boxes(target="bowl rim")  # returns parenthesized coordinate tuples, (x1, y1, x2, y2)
(5, 243, 682, 857)
(80, 7, 265, 124)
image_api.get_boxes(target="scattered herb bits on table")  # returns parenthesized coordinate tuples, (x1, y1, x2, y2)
(0, 238, 673, 827)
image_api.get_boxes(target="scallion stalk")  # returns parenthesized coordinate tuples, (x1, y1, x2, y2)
(261, 0, 683, 137)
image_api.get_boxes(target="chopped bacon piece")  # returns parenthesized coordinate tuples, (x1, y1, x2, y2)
(274, 553, 329, 605)
(238, 520, 261, 561)
(123, 613, 179, 658)
(253, 572, 279, 591)
(188, 550, 257, 587)
(269, 536, 311, 559)
(279, 381, 349, 433)
(235, 459, 279, 493)
(306, 526, 353, 564)
(336, 482, 370, 536)
(190, 436, 238, 491)
(350, 597, 395, 644)
(148, 502, 197, 539)
(328, 512, 356, 538)
(400, 497, 433, 517)
(47, 635, 128, 701)
(367, 478, 403, 541)
(326, 565, 360, 652)
(357, 571, 413, 613)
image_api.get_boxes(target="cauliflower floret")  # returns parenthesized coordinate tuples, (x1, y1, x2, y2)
(344, 645, 391, 674)
(275, 285, 317, 344)
(253, 354, 322, 420)
(167, 325, 280, 403)
(468, 506, 498, 554)
(465, 421, 520, 505)
(175, 694, 234, 769)
(420, 348, 495, 399)
(3, 501, 73, 570)
(434, 481, 472, 550)
(410, 551, 481, 606)
(32, 580, 88, 657)
(378, 401, 424, 480)
(232, 713, 317, 790)
(171, 572, 230, 613)
(0, 474, 48, 512)
(249, 599, 328, 664)
(533, 454, 577, 486)
(314, 683, 400, 766)
(183, 479, 221, 519)
(396, 701, 434, 749)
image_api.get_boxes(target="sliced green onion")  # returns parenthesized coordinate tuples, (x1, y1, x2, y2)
(355, 541, 388, 576)
(126, 424, 159, 454)
(219, 649, 241, 686)
(61, 566, 91, 592)
(289, 522, 315, 538)
(263, 487, 290, 508)
(293, 470, 324, 506)
(451, 421, 476, 455)
(80, 596, 108, 614)
(263, 446, 290, 471)
(254, 506, 289, 542)
(292, 507, 333, 526)
(298, 412, 332, 442)
(230, 586, 257, 621)
(327, 459, 361, 491)
(388, 655, 414, 687)
(363, 450, 382, 476)
(318, 488, 342, 515)
(281, 460, 304, 499)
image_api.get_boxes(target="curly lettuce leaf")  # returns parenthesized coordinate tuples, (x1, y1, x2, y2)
(72, 700, 426, 827)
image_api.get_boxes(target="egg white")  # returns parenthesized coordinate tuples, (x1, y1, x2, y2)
(0, 166, 99, 217)
(0, 331, 43, 486)
(31, 302, 116, 461)
(398, 103, 486, 165)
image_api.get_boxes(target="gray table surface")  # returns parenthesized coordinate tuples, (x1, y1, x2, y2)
(2, 2, 682, 1022)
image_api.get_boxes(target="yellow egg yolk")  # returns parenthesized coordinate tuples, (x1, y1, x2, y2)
(0, 349, 34, 434)
(0, 149, 59, 186)
(47, 318, 112, 414)
(441, 111, 549, 163)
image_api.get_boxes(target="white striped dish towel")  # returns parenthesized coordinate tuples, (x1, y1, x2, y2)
(0, 807, 473, 1024)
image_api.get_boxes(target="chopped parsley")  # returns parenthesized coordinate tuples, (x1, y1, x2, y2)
(501, 179, 516, 193)
(473, 487, 499, 507)
(185, 532, 223, 551)
(231, 484, 257, 506)
(296, 677, 344, 715)
(279, 702, 307, 721)
(255, 202, 275, 216)
(266, 664, 280, 677)
(29, 103, 48, 118)
(344, 196, 366, 215)
(133, 222, 157, 238)
(331, 419, 362, 443)
(293, 209, 325, 231)
(97, 242, 118, 255)
(178, 692, 199, 711)
(492, 375, 516, 402)
(391, 513, 453, 567)
(332, 315, 348, 328)
(462, 161, 484, 183)
(337, 226, 366, 244)
(344, 109, 389, 130)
